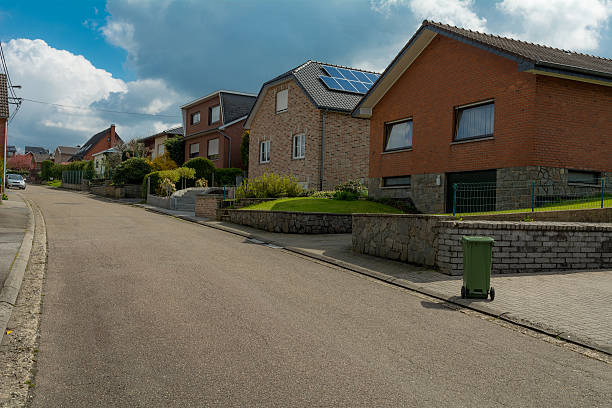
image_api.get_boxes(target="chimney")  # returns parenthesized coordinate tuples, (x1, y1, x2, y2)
(109, 124, 116, 145)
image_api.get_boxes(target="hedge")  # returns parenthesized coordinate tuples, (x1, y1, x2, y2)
(214, 168, 242, 186)
(112, 157, 152, 185)
(142, 167, 196, 198)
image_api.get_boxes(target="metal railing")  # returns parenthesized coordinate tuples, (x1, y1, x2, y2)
(62, 170, 83, 185)
(452, 177, 611, 216)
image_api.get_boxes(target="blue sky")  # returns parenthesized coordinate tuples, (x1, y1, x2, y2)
(1, 0, 611, 151)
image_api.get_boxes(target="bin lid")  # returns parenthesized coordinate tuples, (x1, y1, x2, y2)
(461, 236, 494, 244)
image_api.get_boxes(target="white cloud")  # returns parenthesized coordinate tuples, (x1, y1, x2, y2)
(371, 0, 487, 31)
(3, 39, 182, 149)
(100, 19, 138, 54)
(497, 0, 612, 51)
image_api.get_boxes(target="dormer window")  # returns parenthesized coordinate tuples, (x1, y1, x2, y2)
(276, 89, 288, 113)
(191, 112, 200, 125)
(209, 105, 220, 125)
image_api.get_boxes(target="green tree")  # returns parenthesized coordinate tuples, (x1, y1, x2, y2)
(164, 137, 185, 166)
(40, 160, 54, 180)
(112, 158, 152, 185)
(240, 130, 249, 172)
(183, 157, 215, 183)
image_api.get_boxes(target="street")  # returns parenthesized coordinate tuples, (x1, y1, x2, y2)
(24, 186, 612, 407)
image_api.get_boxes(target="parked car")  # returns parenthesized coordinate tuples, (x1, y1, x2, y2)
(6, 173, 26, 190)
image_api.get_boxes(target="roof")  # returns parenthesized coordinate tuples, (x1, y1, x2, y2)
(7, 145, 16, 153)
(0, 74, 8, 119)
(139, 125, 184, 143)
(92, 147, 120, 157)
(245, 60, 379, 128)
(25, 146, 48, 154)
(354, 20, 612, 118)
(71, 126, 122, 161)
(56, 146, 79, 155)
(32, 152, 51, 163)
(180, 90, 256, 110)
(220, 93, 256, 123)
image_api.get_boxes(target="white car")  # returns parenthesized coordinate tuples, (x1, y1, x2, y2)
(6, 173, 26, 190)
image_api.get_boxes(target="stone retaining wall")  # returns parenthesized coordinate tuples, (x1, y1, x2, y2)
(353, 213, 612, 275)
(62, 182, 89, 191)
(195, 194, 224, 218)
(146, 194, 171, 209)
(463, 207, 612, 223)
(227, 209, 352, 234)
(90, 184, 141, 199)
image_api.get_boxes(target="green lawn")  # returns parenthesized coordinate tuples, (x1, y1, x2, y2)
(451, 196, 612, 216)
(241, 197, 403, 214)
(45, 180, 62, 188)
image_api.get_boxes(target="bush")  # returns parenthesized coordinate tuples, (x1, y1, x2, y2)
(164, 137, 185, 166)
(112, 158, 152, 185)
(157, 178, 176, 197)
(184, 157, 215, 182)
(240, 130, 249, 171)
(40, 160, 54, 180)
(333, 190, 359, 201)
(83, 160, 95, 180)
(214, 168, 242, 186)
(235, 173, 304, 199)
(310, 190, 335, 198)
(151, 154, 178, 171)
(335, 179, 367, 196)
(195, 178, 208, 188)
(142, 167, 196, 197)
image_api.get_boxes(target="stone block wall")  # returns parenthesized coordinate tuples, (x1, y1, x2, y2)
(227, 209, 352, 234)
(437, 220, 612, 275)
(195, 194, 223, 218)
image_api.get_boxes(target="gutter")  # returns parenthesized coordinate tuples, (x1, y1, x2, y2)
(218, 129, 233, 168)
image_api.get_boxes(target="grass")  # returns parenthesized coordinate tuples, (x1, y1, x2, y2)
(451, 195, 612, 216)
(240, 197, 403, 214)
(45, 180, 62, 188)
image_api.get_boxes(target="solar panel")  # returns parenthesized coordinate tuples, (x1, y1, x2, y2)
(319, 64, 379, 94)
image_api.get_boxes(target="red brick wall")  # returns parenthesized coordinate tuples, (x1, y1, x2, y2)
(83, 125, 121, 161)
(222, 119, 246, 169)
(184, 132, 229, 168)
(249, 79, 369, 189)
(534, 75, 612, 171)
(184, 94, 222, 137)
(370, 34, 538, 178)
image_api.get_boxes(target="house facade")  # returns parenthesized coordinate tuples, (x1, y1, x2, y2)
(70, 124, 123, 162)
(181, 91, 255, 169)
(92, 147, 121, 178)
(245, 60, 375, 190)
(353, 21, 612, 213)
(139, 126, 183, 159)
(54, 146, 79, 164)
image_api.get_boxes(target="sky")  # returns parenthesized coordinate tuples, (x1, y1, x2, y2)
(1, 0, 611, 152)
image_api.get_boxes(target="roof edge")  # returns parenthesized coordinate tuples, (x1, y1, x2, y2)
(180, 90, 256, 109)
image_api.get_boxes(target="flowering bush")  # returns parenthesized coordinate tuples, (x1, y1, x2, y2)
(156, 178, 176, 197)
(236, 173, 304, 199)
(195, 178, 209, 188)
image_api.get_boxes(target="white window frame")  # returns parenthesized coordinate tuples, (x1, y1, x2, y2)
(209, 105, 220, 124)
(191, 111, 200, 125)
(157, 143, 165, 157)
(276, 89, 288, 113)
(189, 143, 199, 158)
(292, 133, 305, 159)
(260, 140, 270, 163)
(207, 138, 219, 160)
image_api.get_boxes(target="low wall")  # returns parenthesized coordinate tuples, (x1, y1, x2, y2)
(353, 214, 612, 275)
(90, 184, 141, 199)
(463, 207, 612, 223)
(62, 182, 89, 191)
(230, 198, 279, 209)
(147, 194, 171, 209)
(195, 194, 224, 218)
(227, 209, 352, 234)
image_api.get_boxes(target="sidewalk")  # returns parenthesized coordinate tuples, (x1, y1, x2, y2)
(136, 203, 612, 354)
(0, 192, 30, 287)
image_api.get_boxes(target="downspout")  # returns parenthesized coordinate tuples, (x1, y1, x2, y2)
(218, 130, 232, 168)
(319, 109, 327, 191)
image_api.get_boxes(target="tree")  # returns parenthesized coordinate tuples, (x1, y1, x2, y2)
(116, 139, 147, 159)
(40, 160, 54, 180)
(240, 130, 249, 172)
(112, 158, 153, 185)
(151, 153, 178, 171)
(164, 137, 185, 166)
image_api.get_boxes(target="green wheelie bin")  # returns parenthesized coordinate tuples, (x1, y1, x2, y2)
(460, 236, 495, 301)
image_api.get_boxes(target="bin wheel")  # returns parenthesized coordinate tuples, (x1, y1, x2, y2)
(489, 287, 495, 301)
(461, 286, 466, 299)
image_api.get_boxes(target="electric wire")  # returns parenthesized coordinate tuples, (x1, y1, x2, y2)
(18, 97, 180, 118)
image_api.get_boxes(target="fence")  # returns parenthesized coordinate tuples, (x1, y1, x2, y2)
(62, 170, 83, 185)
(451, 177, 611, 216)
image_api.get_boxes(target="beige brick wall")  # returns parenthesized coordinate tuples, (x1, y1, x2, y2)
(195, 195, 223, 218)
(249, 78, 370, 190)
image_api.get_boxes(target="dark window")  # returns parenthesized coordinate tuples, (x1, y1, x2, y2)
(191, 112, 200, 125)
(384, 119, 412, 151)
(383, 176, 411, 187)
(568, 170, 600, 185)
(209, 105, 220, 125)
(454, 102, 494, 141)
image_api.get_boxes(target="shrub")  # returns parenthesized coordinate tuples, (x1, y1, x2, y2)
(156, 178, 176, 197)
(151, 154, 178, 171)
(240, 130, 249, 171)
(141, 167, 196, 197)
(333, 190, 359, 201)
(83, 160, 95, 180)
(335, 179, 367, 196)
(164, 137, 185, 166)
(310, 190, 335, 198)
(184, 157, 215, 182)
(195, 178, 208, 188)
(112, 158, 152, 185)
(40, 160, 54, 180)
(214, 168, 242, 186)
(235, 173, 304, 199)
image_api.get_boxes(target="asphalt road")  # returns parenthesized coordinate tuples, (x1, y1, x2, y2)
(24, 186, 611, 407)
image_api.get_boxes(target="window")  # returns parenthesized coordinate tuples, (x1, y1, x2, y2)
(568, 170, 600, 185)
(260, 140, 270, 163)
(292, 133, 305, 159)
(276, 89, 288, 113)
(191, 112, 200, 125)
(454, 101, 494, 141)
(157, 143, 165, 157)
(383, 176, 411, 187)
(384, 119, 412, 151)
(189, 143, 199, 158)
(207, 138, 219, 160)
(209, 105, 220, 125)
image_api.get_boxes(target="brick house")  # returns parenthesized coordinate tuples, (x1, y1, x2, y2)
(53, 146, 79, 164)
(181, 91, 255, 169)
(70, 125, 123, 162)
(139, 126, 183, 159)
(353, 21, 612, 213)
(245, 61, 377, 190)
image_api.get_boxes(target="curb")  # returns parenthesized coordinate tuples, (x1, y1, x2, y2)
(136, 204, 612, 356)
(0, 194, 35, 344)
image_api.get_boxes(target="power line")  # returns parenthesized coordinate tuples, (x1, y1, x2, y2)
(18, 97, 181, 118)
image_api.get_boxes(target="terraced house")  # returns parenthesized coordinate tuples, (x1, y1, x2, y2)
(181, 90, 256, 169)
(245, 60, 379, 190)
(353, 21, 612, 213)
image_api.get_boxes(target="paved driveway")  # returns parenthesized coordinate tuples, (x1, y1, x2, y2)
(25, 186, 612, 407)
